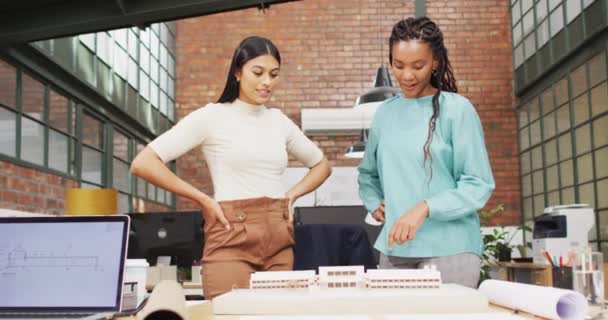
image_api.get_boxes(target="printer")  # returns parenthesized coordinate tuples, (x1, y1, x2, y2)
(532, 204, 595, 264)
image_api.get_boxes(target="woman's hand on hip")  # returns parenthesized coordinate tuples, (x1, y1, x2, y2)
(372, 200, 385, 222)
(198, 195, 231, 230)
(388, 201, 429, 250)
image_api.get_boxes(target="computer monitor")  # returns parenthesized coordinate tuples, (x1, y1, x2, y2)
(126, 211, 204, 268)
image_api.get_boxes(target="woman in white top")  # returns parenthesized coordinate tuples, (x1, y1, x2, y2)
(131, 36, 332, 299)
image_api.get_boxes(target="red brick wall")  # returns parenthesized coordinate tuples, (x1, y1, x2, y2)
(173, 0, 519, 224)
(0, 160, 79, 215)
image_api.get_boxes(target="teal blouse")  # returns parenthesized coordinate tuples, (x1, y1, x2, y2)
(358, 92, 495, 257)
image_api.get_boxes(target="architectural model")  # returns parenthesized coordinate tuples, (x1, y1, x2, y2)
(249, 265, 442, 290)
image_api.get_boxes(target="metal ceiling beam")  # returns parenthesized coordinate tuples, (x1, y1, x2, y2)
(0, 0, 299, 46)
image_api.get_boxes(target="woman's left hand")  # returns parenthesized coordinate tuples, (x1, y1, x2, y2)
(388, 201, 430, 250)
(286, 192, 296, 223)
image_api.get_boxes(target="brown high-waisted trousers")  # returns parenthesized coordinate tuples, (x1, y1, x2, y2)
(201, 197, 294, 300)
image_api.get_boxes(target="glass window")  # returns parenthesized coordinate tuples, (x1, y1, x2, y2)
(81, 113, 103, 148)
(562, 186, 575, 203)
(140, 45, 149, 74)
(523, 197, 533, 220)
(157, 186, 165, 203)
(0, 107, 16, 156)
(530, 120, 542, 145)
(48, 129, 68, 173)
(573, 94, 589, 126)
(547, 190, 560, 206)
(594, 116, 608, 147)
(168, 55, 175, 78)
(555, 77, 569, 106)
(579, 182, 595, 208)
(513, 0, 522, 25)
(168, 77, 175, 99)
(96, 32, 113, 66)
(543, 111, 556, 138)
(160, 69, 168, 93)
(560, 159, 574, 186)
(549, 0, 561, 11)
(591, 82, 608, 116)
(556, 103, 571, 133)
(140, 28, 149, 48)
(113, 131, 129, 161)
(523, 10, 535, 36)
(537, 0, 548, 21)
(598, 179, 608, 208)
(0, 60, 16, 109)
(159, 92, 167, 115)
(147, 183, 155, 201)
(533, 170, 545, 194)
(519, 108, 529, 128)
(575, 124, 592, 155)
(520, 126, 530, 150)
(79, 33, 95, 51)
(160, 46, 168, 69)
(534, 194, 545, 213)
(558, 133, 573, 159)
(77, 43, 95, 86)
(112, 29, 127, 49)
(571, 63, 589, 98)
(589, 53, 607, 87)
(550, 5, 564, 37)
(566, 0, 582, 23)
(532, 145, 543, 170)
(128, 29, 138, 58)
(113, 45, 128, 80)
(596, 147, 608, 178)
(515, 44, 524, 68)
(128, 58, 138, 89)
(537, 20, 550, 48)
(150, 32, 159, 59)
(137, 177, 146, 198)
(542, 87, 555, 114)
(48, 89, 68, 132)
(20, 116, 44, 165)
(577, 153, 594, 183)
(140, 71, 149, 100)
(546, 164, 559, 190)
(524, 33, 536, 60)
(82, 145, 102, 184)
(150, 57, 159, 84)
(118, 192, 129, 214)
(168, 99, 175, 122)
(113, 159, 130, 192)
(545, 138, 558, 165)
(21, 72, 45, 121)
(150, 82, 159, 108)
(584, 0, 597, 8)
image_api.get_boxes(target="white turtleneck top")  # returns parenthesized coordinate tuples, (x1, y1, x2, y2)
(148, 99, 324, 201)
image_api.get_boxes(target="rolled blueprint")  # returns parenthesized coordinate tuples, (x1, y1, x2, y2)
(479, 279, 587, 320)
(137, 280, 187, 320)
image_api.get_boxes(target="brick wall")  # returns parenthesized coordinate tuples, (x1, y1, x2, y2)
(176, 0, 519, 224)
(0, 160, 79, 215)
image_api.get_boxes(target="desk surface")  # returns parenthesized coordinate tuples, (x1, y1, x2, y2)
(118, 301, 547, 320)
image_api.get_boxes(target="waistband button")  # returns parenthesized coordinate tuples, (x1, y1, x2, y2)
(235, 211, 247, 222)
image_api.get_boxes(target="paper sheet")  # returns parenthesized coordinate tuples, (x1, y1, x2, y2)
(478, 280, 588, 320)
(240, 317, 371, 320)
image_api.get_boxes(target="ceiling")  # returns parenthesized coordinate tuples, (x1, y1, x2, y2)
(0, 0, 299, 46)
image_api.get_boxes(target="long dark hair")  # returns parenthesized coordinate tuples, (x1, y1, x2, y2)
(217, 36, 281, 103)
(389, 16, 457, 180)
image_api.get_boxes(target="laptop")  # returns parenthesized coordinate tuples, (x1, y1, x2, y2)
(0, 215, 130, 319)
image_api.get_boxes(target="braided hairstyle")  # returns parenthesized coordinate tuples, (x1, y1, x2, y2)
(389, 16, 458, 181)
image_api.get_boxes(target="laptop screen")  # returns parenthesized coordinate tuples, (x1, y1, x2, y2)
(0, 215, 129, 312)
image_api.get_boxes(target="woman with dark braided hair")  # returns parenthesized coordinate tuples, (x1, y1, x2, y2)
(358, 17, 495, 287)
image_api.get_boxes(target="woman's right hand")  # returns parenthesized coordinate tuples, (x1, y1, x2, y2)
(199, 195, 231, 230)
(372, 200, 385, 222)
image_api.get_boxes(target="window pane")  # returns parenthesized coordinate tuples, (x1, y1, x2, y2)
(533, 170, 545, 194)
(558, 133, 573, 159)
(112, 29, 127, 49)
(566, 0, 582, 23)
(555, 77, 570, 106)
(538, 19, 550, 48)
(556, 103, 571, 133)
(537, 0, 548, 20)
(577, 153, 594, 183)
(543, 112, 556, 138)
(147, 183, 155, 200)
(530, 120, 541, 145)
(594, 116, 608, 147)
(82, 113, 103, 148)
(114, 45, 128, 80)
(579, 182, 595, 208)
(157, 186, 165, 203)
(523, 10, 535, 36)
(128, 58, 138, 89)
(589, 53, 607, 87)
(0, 60, 16, 108)
(546, 164, 559, 190)
(48, 129, 68, 173)
(591, 82, 608, 117)
(598, 179, 608, 208)
(20, 116, 44, 165)
(96, 32, 113, 66)
(534, 194, 545, 213)
(573, 94, 589, 126)
(545, 138, 558, 165)
(575, 124, 592, 155)
(523, 197, 533, 220)
(21, 73, 45, 121)
(48, 89, 68, 132)
(571, 63, 589, 98)
(596, 147, 608, 178)
(150, 32, 159, 59)
(137, 177, 146, 198)
(113, 158, 130, 192)
(562, 186, 575, 204)
(76, 43, 95, 86)
(560, 159, 575, 186)
(515, 44, 524, 68)
(82, 145, 102, 184)
(118, 192, 129, 214)
(150, 57, 159, 84)
(550, 5, 564, 37)
(128, 29, 138, 58)
(547, 190, 560, 206)
(521, 151, 531, 174)
(79, 33, 95, 52)
(0, 107, 16, 156)
(524, 33, 536, 60)
(532, 145, 543, 170)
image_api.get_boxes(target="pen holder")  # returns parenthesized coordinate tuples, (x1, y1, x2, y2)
(552, 266, 573, 290)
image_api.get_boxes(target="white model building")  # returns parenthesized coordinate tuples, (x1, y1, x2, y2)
(318, 265, 366, 289)
(365, 266, 441, 289)
(250, 270, 316, 289)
